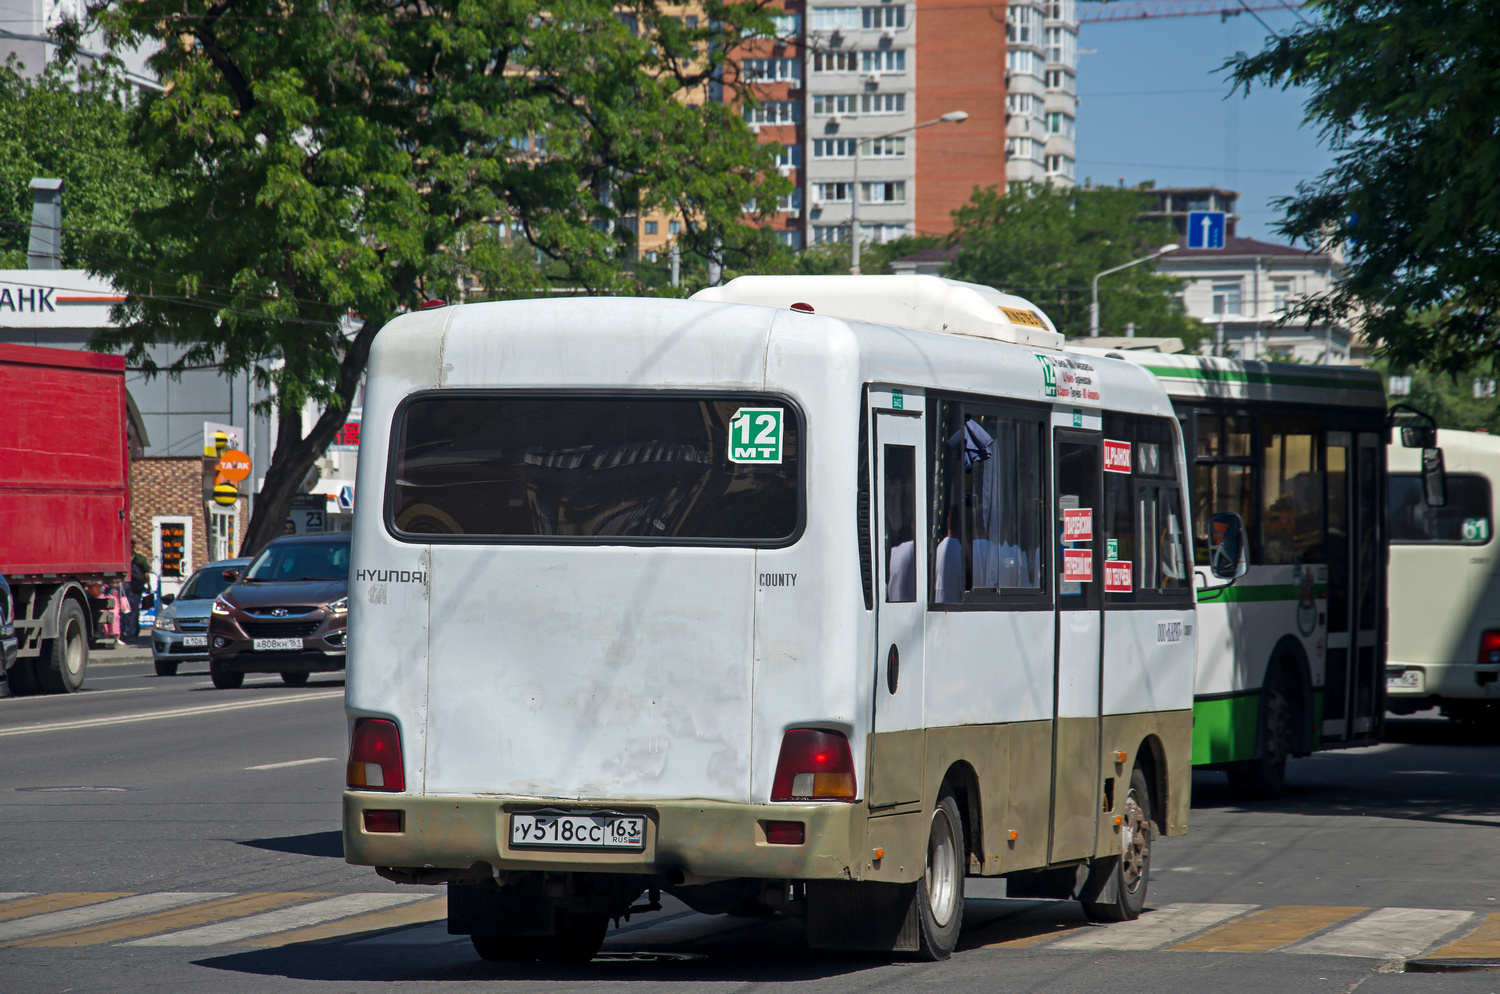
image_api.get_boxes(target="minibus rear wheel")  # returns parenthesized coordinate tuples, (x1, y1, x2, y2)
(471, 934, 535, 961)
(534, 910, 608, 962)
(913, 790, 965, 960)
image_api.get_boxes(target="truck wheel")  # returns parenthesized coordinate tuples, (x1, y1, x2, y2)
(913, 791, 965, 961)
(153, 658, 178, 677)
(1228, 667, 1293, 801)
(471, 935, 535, 961)
(281, 671, 309, 686)
(1081, 767, 1153, 922)
(38, 600, 88, 694)
(209, 658, 244, 689)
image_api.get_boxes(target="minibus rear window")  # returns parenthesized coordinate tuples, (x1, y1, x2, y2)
(1389, 473, 1491, 544)
(388, 394, 802, 544)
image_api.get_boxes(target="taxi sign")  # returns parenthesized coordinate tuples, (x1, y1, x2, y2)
(217, 449, 252, 483)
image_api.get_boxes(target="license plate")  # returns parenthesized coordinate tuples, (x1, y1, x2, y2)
(1387, 670, 1422, 690)
(252, 638, 304, 651)
(510, 812, 646, 851)
(182, 636, 207, 648)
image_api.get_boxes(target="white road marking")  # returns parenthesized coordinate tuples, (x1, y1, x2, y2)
(1048, 903, 1258, 951)
(245, 757, 337, 771)
(1290, 907, 1475, 959)
(0, 690, 343, 737)
(126, 893, 426, 946)
(0, 893, 231, 942)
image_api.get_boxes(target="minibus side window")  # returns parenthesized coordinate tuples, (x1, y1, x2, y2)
(1103, 413, 1192, 604)
(884, 445, 917, 602)
(1389, 473, 1492, 544)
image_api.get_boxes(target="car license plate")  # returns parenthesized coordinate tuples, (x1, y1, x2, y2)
(510, 812, 646, 851)
(182, 636, 207, 648)
(1387, 670, 1422, 690)
(253, 638, 304, 651)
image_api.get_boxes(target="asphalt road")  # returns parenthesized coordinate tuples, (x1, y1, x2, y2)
(4, 643, 1500, 992)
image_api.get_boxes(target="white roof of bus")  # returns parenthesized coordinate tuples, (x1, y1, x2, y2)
(1389, 428, 1500, 474)
(1066, 347, 1387, 410)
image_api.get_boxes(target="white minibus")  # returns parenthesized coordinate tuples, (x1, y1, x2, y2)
(1387, 428, 1500, 721)
(342, 276, 1202, 962)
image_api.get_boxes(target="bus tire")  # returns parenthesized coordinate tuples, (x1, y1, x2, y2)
(913, 791, 965, 961)
(38, 600, 88, 694)
(1081, 767, 1152, 922)
(1228, 667, 1293, 801)
(210, 659, 244, 690)
(471, 934, 535, 961)
(534, 911, 608, 962)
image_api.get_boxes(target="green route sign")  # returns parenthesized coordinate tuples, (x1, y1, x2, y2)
(729, 407, 784, 464)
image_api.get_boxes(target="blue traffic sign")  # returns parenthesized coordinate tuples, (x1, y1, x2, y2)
(338, 484, 355, 511)
(1187, 211, 1226, 250)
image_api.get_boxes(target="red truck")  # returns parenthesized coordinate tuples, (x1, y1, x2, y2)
(0, 343, 131, 694)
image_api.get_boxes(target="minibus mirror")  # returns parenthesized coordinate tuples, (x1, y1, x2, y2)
(222, 569, 240, 583)
(1402, 425, 1436, 448)
(1422, 447, 1447, 507)
(1208, 512, 1249, 581)
(161, 593, 175, 606)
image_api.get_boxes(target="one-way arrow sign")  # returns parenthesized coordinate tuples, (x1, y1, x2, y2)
(1187, 211, 1226, 249)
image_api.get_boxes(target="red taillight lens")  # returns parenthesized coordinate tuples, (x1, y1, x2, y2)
(363, 809, 404, 833)
(1482, 631, 1500, 665)
(347, 718, 405, 792)
(771, 728, 856, 801)
(765, 821, 806, 845)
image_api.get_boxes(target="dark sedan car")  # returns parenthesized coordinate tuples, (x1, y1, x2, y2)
(208, 534, 350, 689)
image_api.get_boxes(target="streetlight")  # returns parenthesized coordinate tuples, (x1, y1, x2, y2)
(1089, 243, 1179, 337)
(849, 110, 968, 275)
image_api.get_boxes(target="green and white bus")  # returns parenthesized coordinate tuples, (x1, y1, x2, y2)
(1070, 351, 1388, 798)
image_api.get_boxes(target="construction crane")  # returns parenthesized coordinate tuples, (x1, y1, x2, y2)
(1078, 1, 1307, 23)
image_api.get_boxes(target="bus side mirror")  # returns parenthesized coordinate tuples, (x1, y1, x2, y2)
(1208, 512, 1249, 581)
(1401, 425, 1437, 448)
(222, 569, 240, 583)
(1422, 447, 1447, 507)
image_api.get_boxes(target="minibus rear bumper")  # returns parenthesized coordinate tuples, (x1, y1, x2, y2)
(343, 792, 865, 881)
(1386, 660, 1500, 708)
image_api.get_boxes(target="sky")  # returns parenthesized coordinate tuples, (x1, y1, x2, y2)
(1074, 7, 1332, 244)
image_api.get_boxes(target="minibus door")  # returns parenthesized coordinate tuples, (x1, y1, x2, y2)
(869, 410, 927, 810)
(1051, 430, 1103, 863)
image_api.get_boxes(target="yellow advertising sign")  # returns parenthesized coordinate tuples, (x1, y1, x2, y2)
(1000, 306, 1047, 329)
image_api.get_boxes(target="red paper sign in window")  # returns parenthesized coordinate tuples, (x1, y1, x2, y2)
(1105, 560, 1133, 592)
(1063, 507, 1093, 542)
(1064, 548, 1093, 582)
(1103, 439, 1132, 474)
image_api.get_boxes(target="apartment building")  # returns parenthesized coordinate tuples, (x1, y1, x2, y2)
(1006, 0, 1078, 187)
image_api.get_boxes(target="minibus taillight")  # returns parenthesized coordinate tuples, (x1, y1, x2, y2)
(347, 718, 405, 792)
(771, 729, 856, 801)
(1481, 630, 1500, 665)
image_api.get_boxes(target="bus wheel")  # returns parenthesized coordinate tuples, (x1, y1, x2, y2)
(1228, 670, 1293, 801)
(1081, 767, 1152, 922)
(471, 935, 535, 961)
(913, 791, 965, 961)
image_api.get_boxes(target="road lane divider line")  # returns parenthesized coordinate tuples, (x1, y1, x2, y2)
(1290, 907, 1476, 959)
(246, 757, 337, 771)
(125, 893, 428, 946)
(0, 690, 343, 737)
(239, 897, 448, 946)
(1164, 905, 1367, 953)
(1424, 912, 1500, 960)
(0, 893, 222, 943)
(1048, 903, 1258, 951)
(0, 893, 131, 924)
(8, 892, 327, 947)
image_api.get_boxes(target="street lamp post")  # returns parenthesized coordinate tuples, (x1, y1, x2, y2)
(1088, 243, 1181, 337)
(849, 110, 968, 275)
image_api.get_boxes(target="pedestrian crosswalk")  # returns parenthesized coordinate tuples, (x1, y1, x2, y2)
(0, 890, 1495, 963)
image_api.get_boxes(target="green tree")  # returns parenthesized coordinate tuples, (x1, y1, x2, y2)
(945, 184, 1205, 345)
(0, 61, 165, 268)
(1228, 1, 1500, 374)
(83, 0, 788, 555)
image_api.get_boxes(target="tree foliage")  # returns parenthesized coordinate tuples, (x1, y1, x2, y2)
(79, 0, 789, 554)
(945, 184, 1205, 344)
(1228, 1, 1500, 374)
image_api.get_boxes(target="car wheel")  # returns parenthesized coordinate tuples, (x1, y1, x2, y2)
(210, 658, 244, 689)
(153, 657, 178, 677)
(281, 671, 309, 686)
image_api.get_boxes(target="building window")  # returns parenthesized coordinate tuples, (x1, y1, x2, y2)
(1047, 26, 1066, 62)
(864, 223, 909, 243)
(813, 94, 857, 115)
(644, 220, 658, 235)
(813, 138, 858, 158)
(815, 182, 853, 203)
(813, 50, 859, 72)
(811, 7, 860, 31)
(1006, 136, 1043, 163)
(745, 101, 802, 125)
(779, 188, 804, 212)
(644, 250, 659, 262)
(813, 224, 847, 244)
(863, 135, 905, 157)
(1046, 0, 1075, 21)
(778, 230, 803, 250)
(1007, 49, 1042, 77)
(1044, 154, 1075, 178)
(1007, 93, 1043, 119)
(1045, 68, 1075, 92)
(742, 58, 801, 82)
(862, 5, 906, 29)
(1212, 282, 1243, 317)
(1007, 4, 1036, 43)
(775, 145, 803, 168)
(669, 220, 682, 235)
(685, 15, 698, 28)
(861, 180, 906, 203)
(861, 92, 905, 114)
(860, 49, 905, 72)
(1046, 112, 1074, 138)
(1272, 280, 1294, 311)
(771, 13, 802, 35)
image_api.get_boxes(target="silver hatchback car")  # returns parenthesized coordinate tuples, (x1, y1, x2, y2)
(152, 558, 251, 676)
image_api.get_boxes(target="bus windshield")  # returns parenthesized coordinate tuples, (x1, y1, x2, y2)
(244, 540, 351, 581)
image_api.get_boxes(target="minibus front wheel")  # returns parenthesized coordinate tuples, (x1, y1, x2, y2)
(1080, 767, 1153, 923)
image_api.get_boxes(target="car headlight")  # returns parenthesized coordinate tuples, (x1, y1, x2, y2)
(211, 596, 232, 616)
(328, 596, 348, 616)
(156, 615, 177, 632)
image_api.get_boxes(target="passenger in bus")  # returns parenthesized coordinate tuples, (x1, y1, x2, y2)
(888, 537, 916, 602)
(936, 506, 964, 603)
